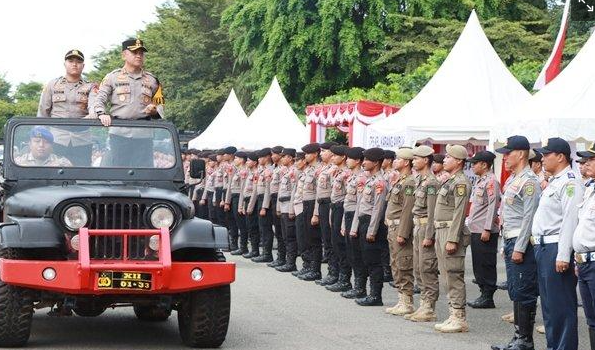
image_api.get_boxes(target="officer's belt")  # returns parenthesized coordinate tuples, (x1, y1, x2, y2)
(386, 219, 400, 226)
(215, 187, 224, 191)
(503, 228, 521, 239)
(530, 234, 559, 246)
(278, 196, 291, 202)
(257, 194, 264, 200)
(317, 197, 331, 205)
(331, 201, 344, 208)
(231, 193, 240, 198)
(413, 217, 428, 226)
(244, 196, 251, 202)
(434, 220, 453, 229)
(575, 252, 595, 265)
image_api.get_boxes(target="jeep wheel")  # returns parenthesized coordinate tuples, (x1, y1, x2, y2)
(177, 285, 230, 348)
(0, 249, 34, 347)
(133, 305, 171, 322)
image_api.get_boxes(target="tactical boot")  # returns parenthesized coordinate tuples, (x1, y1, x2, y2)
(434, 307, 455, 331)
(252, 253, 273, 263)
(326, 273, 352, 292)
(507, 304, 535, 350)
(355, 284, 383, 306)
(267, 257, 286, 268)
(243, 250, 259, 259)
(408, 299, 437, 322)
(292, 261, 310, 277)
(230, 248, 244, 256)
(491, 302, 522, 350)
(300, 270, 322, 281)
(468, 290, 496, 309)
(438, 308, 469, 333)
(589, 327, 595, 350)
(276, 258, 297, 272)
(341, 277, 367, 299)
(386, 293, 415, 316)
(315, 273, 338, 286)
(229, 238, 239, 253)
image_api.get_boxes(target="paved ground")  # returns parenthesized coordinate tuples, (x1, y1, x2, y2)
(25, 251, 588, 349)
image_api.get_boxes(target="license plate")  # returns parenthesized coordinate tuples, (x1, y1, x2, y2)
(97, 271, 152, 290)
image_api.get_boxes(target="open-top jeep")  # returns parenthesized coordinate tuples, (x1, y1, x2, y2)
(0, 118, 235, 348)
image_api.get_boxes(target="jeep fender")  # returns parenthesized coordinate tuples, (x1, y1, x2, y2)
(0, 217, 65, 249)
(171, 218, 229, 251)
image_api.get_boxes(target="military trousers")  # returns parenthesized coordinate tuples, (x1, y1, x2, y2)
(318, 199, 337, 274)
(357, 214, 388, 291)
(256, 195, 274, 255)
(194, 188, 208, 220)
(470, 231, 498, 293)
(231, 194, 247, 248)
(412, 223, 439, 302)
(280, 213, 297, 263)
(330, 202, 350, 278)
(206, 191, 216, 223)
(435, 227, 469, 309)
(535, 242, 578, 350)
(388, 225, 414, 296)
(344, 211, 365, 280)
(295, 212, 310, 265)
(304, 200, 322, 271)
(214, 187, 225, 227)
(578, 260, 595, 327)
(270, 194, 285, 260)
(504, 237, 538, 307)
(244, 198, 260, 253)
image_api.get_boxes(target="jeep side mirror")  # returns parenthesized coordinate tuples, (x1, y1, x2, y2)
(190, 159, 205, 179)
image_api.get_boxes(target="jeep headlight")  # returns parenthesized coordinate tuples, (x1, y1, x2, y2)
(63, 205, 88, 231)
(149, 205, 175, 229)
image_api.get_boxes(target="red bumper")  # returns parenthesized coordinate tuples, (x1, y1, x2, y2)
(0, 228, 235, 294)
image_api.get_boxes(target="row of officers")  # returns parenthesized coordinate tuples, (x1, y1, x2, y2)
(184, 136, 595, 350)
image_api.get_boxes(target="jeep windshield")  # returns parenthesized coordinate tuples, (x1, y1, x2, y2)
(11, 123, 176, 169)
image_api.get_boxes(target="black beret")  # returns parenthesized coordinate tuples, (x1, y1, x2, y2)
(330, 145, 347, 156)
(223, 146, 237, 155)
(468, 151, 496, 164)
(345, 147, 364, 160)
(208, 154, 218, 161)
(258, 147, 272, 158)
(248, 152, 259, 161)
(281, 148, 296, 157)
(363, 148, 385, 162)
(295, 152, 305, 160)
(320, 141, 338, 150)
(235, 151, 248, 160)
(383, 150, 396, 160)
(216, 149, 225, 155)
(271, 146, 284, 154)
(302, 143, 321, 154)
(433, 154, 445, 164)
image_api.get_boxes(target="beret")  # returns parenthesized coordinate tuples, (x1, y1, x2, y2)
(363, 147, 385, 162)
(302, 143, 321, 154)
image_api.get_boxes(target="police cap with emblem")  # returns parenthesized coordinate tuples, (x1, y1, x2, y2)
(216, 149, 225, 156)
(363, 148, 384, 162)
(302, 143, 321, 154)
(29, 126, 54, 143)
(281, 148, 296, 157)
(495, 135, 530, 154)
(257, 147, 272, 158)
(122, 38, 148, 52)
(346, 147, 364, 160)
(535, 137, 571, 157)
(65, 49, 84, 61)
(577, 142, 595, 159)
(468, 150, 496, 164)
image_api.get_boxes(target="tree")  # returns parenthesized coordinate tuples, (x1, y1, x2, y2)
(13, 82, 43, 102)
(0, 75, 11, 103)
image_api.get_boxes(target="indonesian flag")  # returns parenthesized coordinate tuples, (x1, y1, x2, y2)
(533, 0, 571, 90)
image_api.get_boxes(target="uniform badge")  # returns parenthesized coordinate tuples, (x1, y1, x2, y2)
(119, 94, 126, 102)
(144, 96, 150, 103)
(566, 184, 575, 198)
(568, 173, 575, 179)
(427, 186, 436, 195)
(455, 184, 466, 197)
(524, 183, 535, 197)
(375, 181, 385, 195)
(405, 186, 414, 196)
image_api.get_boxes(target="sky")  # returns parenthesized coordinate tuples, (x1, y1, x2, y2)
(0, 0, 167, 88)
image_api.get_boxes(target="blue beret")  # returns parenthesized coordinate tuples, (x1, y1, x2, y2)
(29, 126, 54, 143)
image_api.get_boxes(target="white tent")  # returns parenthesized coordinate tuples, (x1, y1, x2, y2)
(365, 10, 530, 149)
(491, 30, 595, 144)
(237, 77, 306, 149)
(188, 89, 248, 150)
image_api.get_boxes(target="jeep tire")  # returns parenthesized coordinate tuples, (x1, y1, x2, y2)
(133, 304, 172, 322)
(177, 285, 230, 348)
(0, 249, 34, 347)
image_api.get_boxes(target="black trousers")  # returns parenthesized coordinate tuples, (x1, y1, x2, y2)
(227, 194, 242, 245)
(471, 231, 499, 293)
(53, 143, 92, 166)
(257, 195, 274, 255)
(344, 211, 365, 280)
(271, 194, 285, 260)
(357, 214, 388, 291)
(281, 213, 297, 263)
(244, 198, 259, 253)
(214, 187, 225, 226)
(295, 212, 309, 263)
(206, 191, 216, 223)
(194, 189, 208, 219)
(331, 202, 349, 278)
(319, 199, 337, 275)
(109, 134, 153, 167)
(304, 200, 322, 272)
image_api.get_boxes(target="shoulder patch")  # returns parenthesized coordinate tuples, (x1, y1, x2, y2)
(426, 185, 436, 195)
(566, 184, 575, 198)
(405, 186, 414, 196)
(524, 183, 535, 197)
(375, 180, 386, 195)
(455, 184, 467, 197)
(568, 172, 575, 179)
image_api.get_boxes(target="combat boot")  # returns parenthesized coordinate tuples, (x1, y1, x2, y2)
(438, 308, 469, 333)
(434, 307, 455, 331)
(341, 277, 367, 299)
(403, 298, 423, 320)
(315, 273, 338, 286)
(276, 256, 297, 272)
(386, 293, 415, 316)
(355, 283, 383, 306)
(506, 304, 535, 350)
(252, 247, 273, 263)
(408, 299, 437, 322)
(491, 302, 522, 350)
(300, 269, 322, 281)
(242, 249, 259, 259)
(589, 327, 595, 350)
(468, 290, 495, 309)
(267, 254, 286, 268)
(292, 261, 311, 277)
(326, 273, 352, 293)
(229, 238, 239, 253)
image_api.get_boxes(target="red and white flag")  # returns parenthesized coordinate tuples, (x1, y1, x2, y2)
(533, 0, 571, 90)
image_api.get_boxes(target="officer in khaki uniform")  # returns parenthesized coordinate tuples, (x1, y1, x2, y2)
(275, 149, 298, 272)
(249, 148, 275, 263)
(268, 146, 287, 268)
(405, 145, 440, 322)
(38, 49, 96, 166)
(433, 144, 472, 333)
(385, 148, 416, 316)
(15, 127, 73, 167)
(239, 152, 260, 259)
(292, 152, 311, 278)
(227, 151, 249, 256)
(467, 151, 501, 309)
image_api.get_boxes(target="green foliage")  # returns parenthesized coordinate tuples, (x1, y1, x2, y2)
(509, 60, 542, 91)
(13, 82, 43, 102)
(0, 75, 11, 102)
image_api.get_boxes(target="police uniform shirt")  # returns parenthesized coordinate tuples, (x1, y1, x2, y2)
(38, 77, 95, 119)
(385, 173, 416, 239)
(214, 164, 225, 189)
(15, 152, 72, 167)
(351, 172, 388, 237)
(501, 166, 541, 253)
(341, 169, 367, 232)
(313, 163, 336, 216)
(574, 184, 595, 254)
(330, 167, 350, 204)
(532, 166, 583, 262)
(270, 165, 284, 195)
(302, 164, 318, 201)
(201, 168, 216, 202)
(467, 172, 501, 234)
(293, 169, 306, 216)
(239, 168, 258, 213)
(412, 172, 440, 240)
(260, 164, 276, 209)
(278, 165, 296, 214)
(225, 164, 247, 204)
(434, 170, 472, 243)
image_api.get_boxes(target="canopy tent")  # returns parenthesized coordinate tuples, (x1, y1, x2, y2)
(365, 10, 530, 150)
(491, 29, 595, 144)
(188, 89, 248, 150)
(305, 101, 400, 146)
(236, 77, 307, 149)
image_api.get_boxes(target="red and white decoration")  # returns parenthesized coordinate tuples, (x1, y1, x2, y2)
(305, 101, 400, 146)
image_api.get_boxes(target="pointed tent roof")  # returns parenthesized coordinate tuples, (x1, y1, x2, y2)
(367, 10, 530, 148)
(238, 77, 306, 149)
(492, 30, 595, 143)
(188, 89, 248, 150)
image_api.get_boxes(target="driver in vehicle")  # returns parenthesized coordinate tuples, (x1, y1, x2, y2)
(14, 126, 73, 167)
